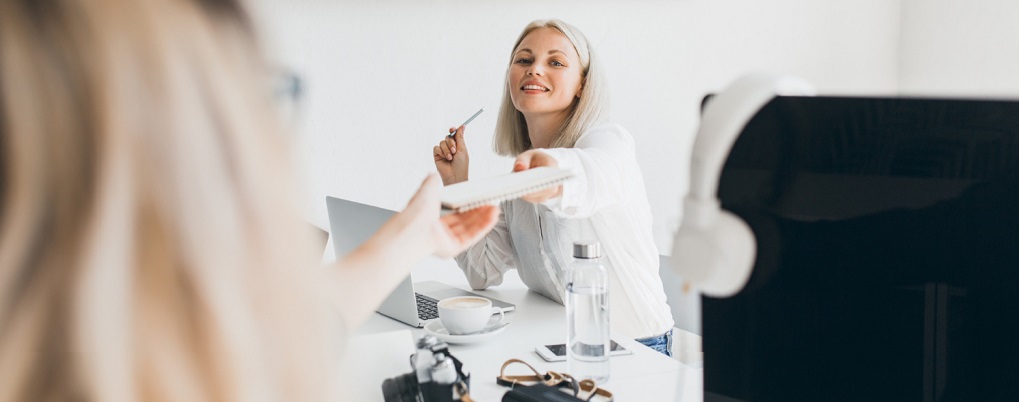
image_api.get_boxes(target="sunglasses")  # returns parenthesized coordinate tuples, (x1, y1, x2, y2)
(496, 358, 614, 402)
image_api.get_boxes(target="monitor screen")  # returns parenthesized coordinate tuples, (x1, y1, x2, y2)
(706, 96, 1019, 401)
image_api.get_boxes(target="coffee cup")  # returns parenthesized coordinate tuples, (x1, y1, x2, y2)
(437, 296, 505, 335)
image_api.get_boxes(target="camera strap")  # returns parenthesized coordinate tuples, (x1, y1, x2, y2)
(440, 349, 472, 402)
(454, 380, 473, 402)
(452, 353, 474, 402)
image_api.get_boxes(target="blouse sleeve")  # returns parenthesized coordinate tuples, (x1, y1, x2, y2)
(538, 123, 638, 219)
(453, 206, 516, 289)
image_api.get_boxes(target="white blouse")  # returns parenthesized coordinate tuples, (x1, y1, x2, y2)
(454, 123, 674, 339)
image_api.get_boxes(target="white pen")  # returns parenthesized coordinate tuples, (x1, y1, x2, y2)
(446, 107, 485, 138)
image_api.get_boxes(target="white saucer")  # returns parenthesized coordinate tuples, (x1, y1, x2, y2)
(423, 319, 508, 345)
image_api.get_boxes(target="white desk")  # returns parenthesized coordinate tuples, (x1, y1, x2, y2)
(343, 257, 703, 401)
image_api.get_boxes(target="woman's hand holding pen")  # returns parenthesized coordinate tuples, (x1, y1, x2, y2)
(433, 125, 469, 186)
(514, 150, 563, 204)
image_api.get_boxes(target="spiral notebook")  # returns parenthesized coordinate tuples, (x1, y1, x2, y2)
(441, 167, 574, 212)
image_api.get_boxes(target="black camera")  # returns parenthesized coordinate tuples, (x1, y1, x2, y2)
(382, 335, 471, 402)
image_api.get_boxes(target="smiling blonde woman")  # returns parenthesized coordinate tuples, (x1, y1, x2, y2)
(433, 19, 675, 356)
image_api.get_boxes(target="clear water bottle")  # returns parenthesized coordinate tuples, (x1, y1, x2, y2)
(566, 241, 610, 383)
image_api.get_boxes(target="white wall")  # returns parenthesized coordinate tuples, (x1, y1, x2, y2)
(899, 0, 1019, 97)
(251, 0, 901, 252)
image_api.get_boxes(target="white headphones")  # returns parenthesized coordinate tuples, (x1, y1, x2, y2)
(671, 73, 815, 297)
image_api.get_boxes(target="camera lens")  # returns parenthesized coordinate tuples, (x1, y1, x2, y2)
(381, 372, 419, 402)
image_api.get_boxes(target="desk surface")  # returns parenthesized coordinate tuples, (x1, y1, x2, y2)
(342, 256, 703, 401)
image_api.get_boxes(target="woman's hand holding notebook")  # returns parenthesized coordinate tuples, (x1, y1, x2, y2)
(440, 167, 574, 212)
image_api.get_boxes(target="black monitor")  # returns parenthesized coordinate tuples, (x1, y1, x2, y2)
(706, 96, 1019, 401)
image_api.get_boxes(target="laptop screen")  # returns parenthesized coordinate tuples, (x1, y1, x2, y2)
(326, 197, 397, 257)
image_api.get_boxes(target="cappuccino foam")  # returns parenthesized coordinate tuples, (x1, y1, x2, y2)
(441, 297, 488, 309)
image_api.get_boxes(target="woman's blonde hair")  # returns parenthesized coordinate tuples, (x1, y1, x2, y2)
(493, 19, 608, 156)
(0, 0, 334, 400)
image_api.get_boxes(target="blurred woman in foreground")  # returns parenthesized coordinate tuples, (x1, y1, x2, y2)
(0, 0, 497, 400)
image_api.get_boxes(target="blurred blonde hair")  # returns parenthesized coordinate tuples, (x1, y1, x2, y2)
(493, 19, 608, 156)
(0, 0, 335, 401)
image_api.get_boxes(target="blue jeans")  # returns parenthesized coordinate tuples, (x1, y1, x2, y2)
(636, 328, 673, 357)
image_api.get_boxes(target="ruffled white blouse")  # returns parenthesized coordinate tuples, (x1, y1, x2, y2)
(454, 122, 674, 339)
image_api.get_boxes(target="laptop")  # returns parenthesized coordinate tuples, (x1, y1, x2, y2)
(326, 196, 514, 327)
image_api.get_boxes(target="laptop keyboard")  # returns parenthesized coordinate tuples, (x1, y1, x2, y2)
(416, 293, 439, 320)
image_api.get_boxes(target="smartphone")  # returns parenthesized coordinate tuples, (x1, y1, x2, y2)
(534, 340, 632, 362)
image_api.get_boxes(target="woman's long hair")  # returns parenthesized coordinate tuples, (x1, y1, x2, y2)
(0, 0, 334, 400)
(492, 19, 609, 156)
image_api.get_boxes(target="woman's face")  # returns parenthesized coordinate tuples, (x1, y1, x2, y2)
(508, 28, 584, 118)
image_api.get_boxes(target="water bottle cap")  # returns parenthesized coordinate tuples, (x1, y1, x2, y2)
(573, 241, 601, 258)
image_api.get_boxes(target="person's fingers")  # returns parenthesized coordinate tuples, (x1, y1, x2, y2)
(513, 150, 557, 172)
(445, 137, 457, 155)
(442, 205, 499, 243)
(454, 125, 466, 148)
(462, 206, 498, 242)
(433, 145, 445, 162)
(513, 151, 561, 204)
(513, 151, 533, 172)
(445, 206, 490, 232)
(439, 141, 453, 161)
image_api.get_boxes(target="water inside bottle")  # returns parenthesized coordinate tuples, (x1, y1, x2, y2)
(567, 284, 610, 382)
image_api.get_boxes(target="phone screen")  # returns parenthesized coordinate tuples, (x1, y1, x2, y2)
(546, 340, 624, 356)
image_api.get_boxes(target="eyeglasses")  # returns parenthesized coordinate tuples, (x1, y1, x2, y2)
(271, 67, 304, 128)
(496, 358, 614, 401)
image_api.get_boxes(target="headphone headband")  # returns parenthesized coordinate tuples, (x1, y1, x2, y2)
(671, 73, 814, 297)
(688, 73, 816, 204)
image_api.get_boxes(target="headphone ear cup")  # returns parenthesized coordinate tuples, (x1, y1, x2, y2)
(671, 210, 756, 298)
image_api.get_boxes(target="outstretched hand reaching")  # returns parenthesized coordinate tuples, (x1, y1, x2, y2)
(401, 173, 498, 258)
(513, 149, 563, 204)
